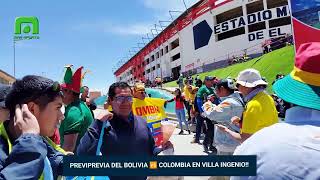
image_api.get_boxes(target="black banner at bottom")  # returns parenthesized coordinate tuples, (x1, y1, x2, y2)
(63, 155, 256, 176)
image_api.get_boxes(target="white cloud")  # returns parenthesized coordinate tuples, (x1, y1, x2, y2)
(141, 0, 200, 19)
(71, 0, 200, 36)
(107, 23, 153, 36)
(71, 21, 153, 36)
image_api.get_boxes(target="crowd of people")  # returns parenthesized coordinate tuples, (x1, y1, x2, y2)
(0, 42, 319, 179)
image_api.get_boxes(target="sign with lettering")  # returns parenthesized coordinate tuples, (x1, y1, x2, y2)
(132, 97, 168, 146)
(214, 5, 290, 34)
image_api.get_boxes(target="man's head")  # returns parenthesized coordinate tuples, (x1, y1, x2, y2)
(216, 79, 235, 97)
(108, 82, 133, 118)
(5, 75, 64, 137)
(236, 69, 267, 96)
(133, 82, 146, 100)
(184, 79, 189, 86)
(187, 84, 193, 93)
(62, 88, 80, 105)
(0, 84, 11, 122)
(174, 88, 182, 96)
(81, 86, 89, 101)
(204, 76, 216, 88)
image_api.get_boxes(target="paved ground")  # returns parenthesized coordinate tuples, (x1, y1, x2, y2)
(154, 128, 219, 180)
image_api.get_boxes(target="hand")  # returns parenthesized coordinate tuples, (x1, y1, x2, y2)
(14, 104, 40, 136)
(231, 116, 241, 127)
(162, 141, 174, 151)
(85, 98, 91, 106)
(96, 110, 113, 122)
(216, 124, 228, 132)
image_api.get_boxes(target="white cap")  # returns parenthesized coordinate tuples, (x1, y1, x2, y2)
(236, 69, 267, 88)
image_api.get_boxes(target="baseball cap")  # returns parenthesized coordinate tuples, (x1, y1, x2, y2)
(204, 76, 216, 81)
(134, 82, 145, 92)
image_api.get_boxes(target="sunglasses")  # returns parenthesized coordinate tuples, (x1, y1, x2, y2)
(139, 91, 146, 95)
(113, 96, 133, 103)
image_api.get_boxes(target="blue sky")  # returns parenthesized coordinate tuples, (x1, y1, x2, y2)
(0, 0, 198, 93)
(291, 0, 320, 12)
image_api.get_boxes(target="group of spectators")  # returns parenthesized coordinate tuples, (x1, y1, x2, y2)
(163, 42, 320, 179)
(0, 70, 172, 180)
(0, 43, 319, 179)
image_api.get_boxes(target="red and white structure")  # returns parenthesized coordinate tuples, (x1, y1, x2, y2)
(114, 0, 292, 85)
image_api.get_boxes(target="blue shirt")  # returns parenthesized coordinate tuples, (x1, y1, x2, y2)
(232, 106, 320, 179)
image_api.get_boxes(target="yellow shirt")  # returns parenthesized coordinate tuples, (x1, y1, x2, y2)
(241, 92, 278, 134)
(184, 86, 196, 102)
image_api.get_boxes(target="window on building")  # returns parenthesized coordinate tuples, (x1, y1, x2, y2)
(171, 53, 180, 62)
(246, 0, 264, 14)
(146, 58, 150, 64)
(151, 55, 155, 62)
(267, 0, 287, 9)
(217, 27, 245, 41)
(156, 52, 159, 59)
(143, 72, 145, 75)
(165, 46, 169, 53)
(152, 66, 156, 71)
(269, 17, 291, 28)
(170, 39, 180, 50)
(160, 49, 164, 56)
(216, 6, 243, 24)
(248, 22, 266, 32)
(157, 64, 160, 69)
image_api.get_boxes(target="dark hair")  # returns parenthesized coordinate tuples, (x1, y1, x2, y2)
(108, 82, 132, 99)
(216, 80, 234, 94)
(82, 86, 89, 90)
(5, 75, 63, 119)
(276, 74, 282, 79)
(175, 88, 183, 102)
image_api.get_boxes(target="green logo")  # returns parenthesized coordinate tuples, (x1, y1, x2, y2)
(14, 16, 40, 40)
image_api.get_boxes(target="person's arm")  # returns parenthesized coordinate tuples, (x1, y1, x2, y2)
(77, 120, 103, 155)
(203, 101, 237, 121)
(0, 134, 47, 180)
(61, 107, 84, 152)
(62, 134, 79, 152)
(76, 109, 113, 156)
(166, 99, 174, 103)
(196, 97, 204, 113)
(0, 104, 47, 179)
(216, 125, 251, 143)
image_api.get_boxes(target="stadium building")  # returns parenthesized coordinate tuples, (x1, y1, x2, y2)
(114, 0, 292, 85)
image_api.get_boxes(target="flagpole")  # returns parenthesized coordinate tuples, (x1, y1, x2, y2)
(13, 39, 16, 78)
